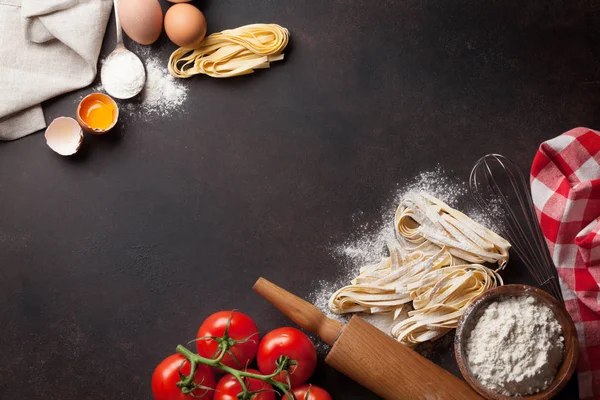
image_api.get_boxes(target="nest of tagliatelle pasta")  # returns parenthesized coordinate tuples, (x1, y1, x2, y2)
(328, 191, 511, 347)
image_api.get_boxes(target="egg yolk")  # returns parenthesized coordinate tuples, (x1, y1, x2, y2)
(80, 97, 116, 130)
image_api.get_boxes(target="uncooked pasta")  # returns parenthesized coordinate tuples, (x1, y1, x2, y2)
(169, 24, 290, 79)
(395, 192, 510, 269)
(329, 246, 451, 316)
(328, 192, 510, 346)
(391, 264, 503, 346)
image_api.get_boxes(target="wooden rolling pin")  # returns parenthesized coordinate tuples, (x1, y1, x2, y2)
(253, 277, 482, 400)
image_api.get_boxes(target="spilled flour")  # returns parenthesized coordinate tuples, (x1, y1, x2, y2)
(92, 47, 188, 119)
(134, 56, 187, 116)
(335, 169, 468, 268)
(309, 167, 506, 353)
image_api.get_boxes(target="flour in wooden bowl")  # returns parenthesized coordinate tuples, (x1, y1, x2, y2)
(466, 296, 564, 396)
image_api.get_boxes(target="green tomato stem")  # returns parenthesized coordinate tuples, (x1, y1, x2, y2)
(176, 345, 294, 399)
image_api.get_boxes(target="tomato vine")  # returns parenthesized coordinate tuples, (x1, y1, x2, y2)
(176, 344, 295, 399)
(174, 313, 295, 399)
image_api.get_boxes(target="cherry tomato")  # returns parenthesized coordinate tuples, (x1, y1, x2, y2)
(152, 354, 215, 400)
(214, 369, 275, 400)
(196, 311, 260, 369)
(291, 384, 332, 400)
(257, 327, 317, 388)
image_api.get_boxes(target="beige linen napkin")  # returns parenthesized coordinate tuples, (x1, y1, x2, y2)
(0, 0, 112, 140)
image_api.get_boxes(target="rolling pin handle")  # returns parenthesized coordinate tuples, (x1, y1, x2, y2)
(253, 277, 344, 346)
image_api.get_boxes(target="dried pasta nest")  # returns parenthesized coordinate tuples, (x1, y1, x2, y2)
(169, 24, 289, 79)
(328, 192, 511, 347)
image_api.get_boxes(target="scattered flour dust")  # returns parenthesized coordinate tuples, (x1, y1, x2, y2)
(308, 167, 507, 351)
(466, 296, 564, 396)
(137, 57, 187, 116)
(336, 168, 468, 268)
(92, 47, 188, 119)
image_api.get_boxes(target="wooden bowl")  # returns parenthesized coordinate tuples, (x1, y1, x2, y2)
(454, 284, 578, 400)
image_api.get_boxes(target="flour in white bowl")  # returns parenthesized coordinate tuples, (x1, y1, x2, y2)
(466, 296, 564, 396)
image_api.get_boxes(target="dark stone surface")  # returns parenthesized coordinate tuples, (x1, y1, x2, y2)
(0, 0, 594, 398)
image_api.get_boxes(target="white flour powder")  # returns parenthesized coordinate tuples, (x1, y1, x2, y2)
(138, 57, 187, 116)
(100, 50, 146, 99)
(466, 296, 564, 396)
(335, 168, 468, 268)
(96, 52, 188, 118)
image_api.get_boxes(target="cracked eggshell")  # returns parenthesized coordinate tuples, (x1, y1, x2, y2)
(45, 117, 83, 156)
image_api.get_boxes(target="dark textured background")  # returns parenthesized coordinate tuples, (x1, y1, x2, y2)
(1, 0, 596, 398)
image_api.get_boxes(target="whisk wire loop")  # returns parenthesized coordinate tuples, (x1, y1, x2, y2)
(469, 154, 564, 302)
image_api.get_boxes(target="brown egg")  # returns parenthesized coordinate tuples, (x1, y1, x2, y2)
(118, 0, 163, 45)
(167, 0, 191, 2)
(164, 4, 207, 48)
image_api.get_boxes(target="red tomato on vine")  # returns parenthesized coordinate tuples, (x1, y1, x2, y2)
(152, 354, 215, 400)
(214, 369, 275, 400)
(292, 384, 332, 400)
(257, 327, 317, 388)
(196, 311, 260, 369)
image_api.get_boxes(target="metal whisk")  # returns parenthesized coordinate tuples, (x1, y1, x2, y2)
(469, 154, 564, 303)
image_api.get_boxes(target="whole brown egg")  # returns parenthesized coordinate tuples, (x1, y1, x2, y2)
(164, 3, 207, 48)
(118, 0, 163, 45)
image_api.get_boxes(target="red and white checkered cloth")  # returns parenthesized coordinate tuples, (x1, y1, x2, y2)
(530, 127, 600, 400)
